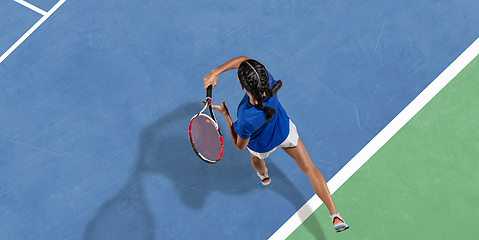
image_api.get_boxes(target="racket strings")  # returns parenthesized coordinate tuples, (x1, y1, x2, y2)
(190, 115, 223, 161)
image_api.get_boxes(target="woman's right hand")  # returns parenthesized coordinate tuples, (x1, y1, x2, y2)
(203, 71, 218, 89)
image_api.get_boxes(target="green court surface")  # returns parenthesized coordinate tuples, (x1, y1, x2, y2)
(287, 55, 479, 240)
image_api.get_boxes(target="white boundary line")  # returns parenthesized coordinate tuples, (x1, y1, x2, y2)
(14, 0, 47, 15)
(269, 36, 479, 240)
(0, 0, 67, 64)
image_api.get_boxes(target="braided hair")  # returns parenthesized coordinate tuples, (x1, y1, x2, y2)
(238, 59, 282, 121)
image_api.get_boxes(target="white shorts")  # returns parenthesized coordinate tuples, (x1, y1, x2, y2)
(247, 119, 299, 159)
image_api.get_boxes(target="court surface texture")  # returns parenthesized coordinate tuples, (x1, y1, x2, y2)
(1, 0, 478, 239)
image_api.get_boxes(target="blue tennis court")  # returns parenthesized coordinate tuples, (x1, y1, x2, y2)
(1, 0, 479, 239)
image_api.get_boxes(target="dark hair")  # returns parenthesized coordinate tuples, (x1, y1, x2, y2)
(238, 59, 283, 121)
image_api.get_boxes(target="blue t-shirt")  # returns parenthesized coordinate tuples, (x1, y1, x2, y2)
(233, 72, 290, 153)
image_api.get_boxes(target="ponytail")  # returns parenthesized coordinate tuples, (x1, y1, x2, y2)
(253, 90, 275, 121)
(257, 79, 282, 121)
(261, 106, 275, 121)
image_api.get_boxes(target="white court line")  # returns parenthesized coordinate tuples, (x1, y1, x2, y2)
(0, 0, 67, 64)
(14, 0, 47, 15)
(269, 36, 479, 240)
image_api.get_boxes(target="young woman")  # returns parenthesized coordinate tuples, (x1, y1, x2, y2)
(203, 56, 349, 233)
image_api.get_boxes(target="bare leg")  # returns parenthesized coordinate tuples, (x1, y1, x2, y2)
(249, 152, 266, 176)
(282, 137, 338, 215)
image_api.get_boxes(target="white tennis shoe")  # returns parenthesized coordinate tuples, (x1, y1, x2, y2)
(256, 168, 271, 185)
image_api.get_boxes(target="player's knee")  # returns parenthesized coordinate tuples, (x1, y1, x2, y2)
(302, 166, 319, 177)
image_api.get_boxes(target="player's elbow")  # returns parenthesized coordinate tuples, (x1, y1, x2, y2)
(238, 56, 249, 61)
(234, 136, 249, 151)
(236, 145, 246, 151)
(235, 141, 248, 151)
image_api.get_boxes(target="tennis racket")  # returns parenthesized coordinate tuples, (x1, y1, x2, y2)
(188, 85, 224, 164)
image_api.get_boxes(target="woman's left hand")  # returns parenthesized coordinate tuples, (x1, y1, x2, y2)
(203, 100, 229, 117)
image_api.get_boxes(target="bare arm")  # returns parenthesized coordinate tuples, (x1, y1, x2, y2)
(210, 100, 249, 150)
(203, 56, 249, 89)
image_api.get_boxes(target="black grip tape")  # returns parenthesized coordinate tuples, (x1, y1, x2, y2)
(206, 85, 212, 99)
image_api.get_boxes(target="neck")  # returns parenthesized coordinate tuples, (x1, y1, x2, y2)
(247, 93, 258, 105)
(245, 90, 266, 106)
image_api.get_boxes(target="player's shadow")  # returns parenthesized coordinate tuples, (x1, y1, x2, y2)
(83, 102, 325, 239)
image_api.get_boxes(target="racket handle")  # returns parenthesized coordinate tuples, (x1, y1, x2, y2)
(206, 85, 213, 99)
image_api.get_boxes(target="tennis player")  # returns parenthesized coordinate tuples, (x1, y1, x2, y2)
(203, 56, 349, 233)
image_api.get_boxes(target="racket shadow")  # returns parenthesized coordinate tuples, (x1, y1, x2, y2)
(136, 102, 256, 208)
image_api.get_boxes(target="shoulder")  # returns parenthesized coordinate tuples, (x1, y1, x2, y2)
(239, 106, 265, 124)
(233, 114, 255, 139)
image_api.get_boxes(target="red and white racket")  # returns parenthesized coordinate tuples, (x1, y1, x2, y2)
(188, 85, 224, 164)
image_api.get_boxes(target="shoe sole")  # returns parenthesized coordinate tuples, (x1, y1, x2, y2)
(335, 225, 349, 233)
(261, 178, 271, 185)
